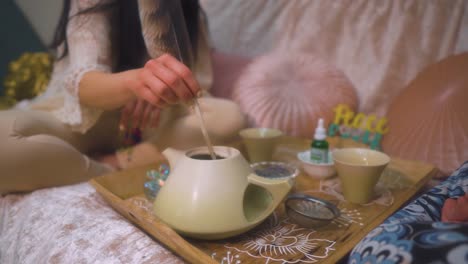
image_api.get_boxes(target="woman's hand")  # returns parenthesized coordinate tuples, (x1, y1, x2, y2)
(125, 53, 201, 108)
(120, 99, 161, 131)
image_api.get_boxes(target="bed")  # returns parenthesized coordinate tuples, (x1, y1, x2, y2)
(1, 0, 468, 263)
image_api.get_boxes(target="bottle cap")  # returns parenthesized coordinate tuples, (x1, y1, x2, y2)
(314, 118, 327, 140)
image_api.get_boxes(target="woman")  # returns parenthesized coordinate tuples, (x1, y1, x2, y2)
(0, 0, 245, 194)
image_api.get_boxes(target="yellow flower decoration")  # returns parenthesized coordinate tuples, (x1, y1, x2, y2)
(2, 52, 53, 107)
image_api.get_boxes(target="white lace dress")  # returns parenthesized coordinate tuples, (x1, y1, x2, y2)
(15, 0, 213, 135)
(15, 0, 114, 133)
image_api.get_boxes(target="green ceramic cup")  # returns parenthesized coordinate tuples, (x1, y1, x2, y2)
(239, 128, 283, 163)
(332, 148, 390, 204)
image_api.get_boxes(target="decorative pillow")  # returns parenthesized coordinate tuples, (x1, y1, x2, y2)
(230, 50, 358, 138)
(382, 53, 468, 177)
(210, 50, 253, 99)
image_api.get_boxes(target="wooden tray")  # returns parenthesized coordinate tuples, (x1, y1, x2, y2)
(90, 137, 436, 264)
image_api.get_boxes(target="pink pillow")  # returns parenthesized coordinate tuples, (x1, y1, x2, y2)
(210, 50, 253, 99)
(229, 51, 358, 138)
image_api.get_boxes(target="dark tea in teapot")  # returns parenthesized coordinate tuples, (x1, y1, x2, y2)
(190, 154, 225, 160)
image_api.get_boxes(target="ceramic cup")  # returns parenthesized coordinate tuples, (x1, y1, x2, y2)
(332, 148, 390, 204)
(239, 128, 283, 163)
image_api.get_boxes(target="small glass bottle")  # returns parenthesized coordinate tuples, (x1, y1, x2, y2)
(310, 118, 329, 163)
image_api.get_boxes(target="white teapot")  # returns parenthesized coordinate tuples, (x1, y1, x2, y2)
(153, 146, 293, 240)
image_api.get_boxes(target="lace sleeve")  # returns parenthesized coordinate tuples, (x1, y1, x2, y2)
(52, 0, 114, 133)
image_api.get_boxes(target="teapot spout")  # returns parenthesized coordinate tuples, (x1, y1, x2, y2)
(162, 148, 184, 169)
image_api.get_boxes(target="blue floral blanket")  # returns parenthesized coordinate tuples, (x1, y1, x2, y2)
(349, 162, 468, 264)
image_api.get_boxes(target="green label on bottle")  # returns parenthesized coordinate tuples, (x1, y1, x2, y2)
(310, 148, 328, 163)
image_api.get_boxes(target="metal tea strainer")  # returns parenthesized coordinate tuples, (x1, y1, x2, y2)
(285, 193, 340, 228)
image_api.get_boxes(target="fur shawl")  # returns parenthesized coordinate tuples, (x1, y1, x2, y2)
(137, 0, 212, 90)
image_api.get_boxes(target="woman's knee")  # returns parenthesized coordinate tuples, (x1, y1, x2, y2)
(0, 133, 109, 193)
(0, 111, 108, 193)
(198, 97, 247, 140)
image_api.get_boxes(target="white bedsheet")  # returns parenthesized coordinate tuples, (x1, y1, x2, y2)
(0, 183, 182, 263)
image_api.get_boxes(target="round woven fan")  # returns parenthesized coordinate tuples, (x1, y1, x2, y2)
(382, 53, 468, 177)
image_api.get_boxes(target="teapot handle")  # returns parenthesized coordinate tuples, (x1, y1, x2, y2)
(246, 174, 293, 223)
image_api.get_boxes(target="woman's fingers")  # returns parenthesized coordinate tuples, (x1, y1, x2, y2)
(151, 108, 161, 128)
(157, 54, 201, 97)
(128, 53, 201, 108)
(120, 100, 136, 130)
(141, 103, 153, 129)
(121, 99, 161, 131)
(141, 66, 178, 104)
(130, 78, 166, 108)
(145, 59, 193, 102)
(131, 100, 146, 129)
